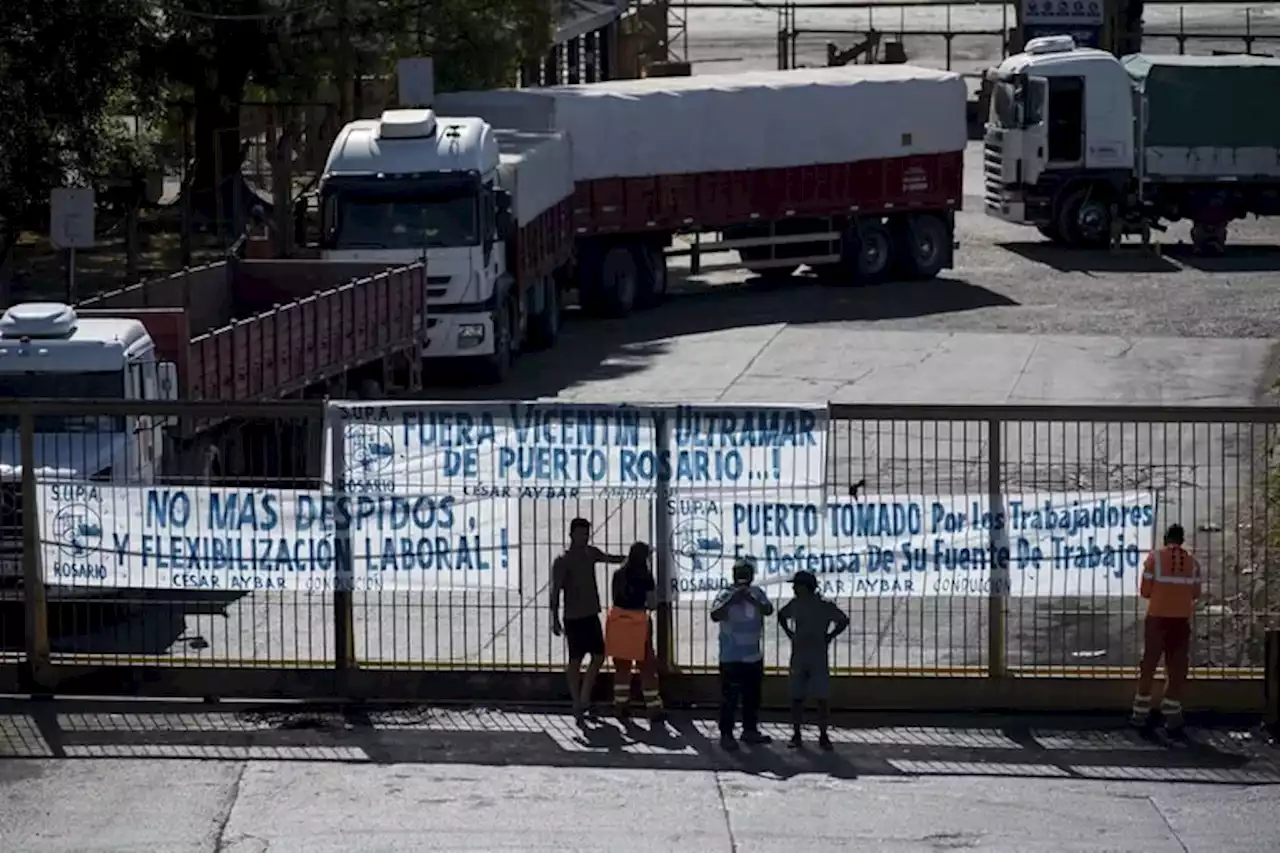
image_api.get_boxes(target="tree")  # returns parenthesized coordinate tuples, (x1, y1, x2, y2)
(0, 0, 149, 270)
(154, 0, 556, 228)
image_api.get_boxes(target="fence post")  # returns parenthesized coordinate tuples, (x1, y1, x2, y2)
(1265, 629, 1279, 733)
(21, 411, 52, 690)
(987, 418, 1008, 679)
(654, 408, 675, 673)
(327, 403, 356, 678)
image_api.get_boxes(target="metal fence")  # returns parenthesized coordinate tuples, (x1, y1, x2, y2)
(1, 399, 1276, 706)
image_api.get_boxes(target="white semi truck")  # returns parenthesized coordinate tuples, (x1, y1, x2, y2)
(320, 110, 574, 383)
(984, 37, 1280, 253)
(318, 66, 969, 382)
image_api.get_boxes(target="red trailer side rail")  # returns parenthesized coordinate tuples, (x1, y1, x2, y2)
(77, 261, 427, 401)
(514, 197, 575, 282)
(571, 151, 964, 235)
(187, 264, 426, 401)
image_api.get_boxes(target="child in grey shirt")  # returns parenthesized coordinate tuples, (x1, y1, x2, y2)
(777, 570, 850, 750)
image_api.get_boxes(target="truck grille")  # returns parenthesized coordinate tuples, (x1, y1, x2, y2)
(426, 275, 451, 300)
(983, 129, 1007, 213)
(0, 483, 22, 578)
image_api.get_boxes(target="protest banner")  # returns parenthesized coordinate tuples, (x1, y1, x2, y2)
(664, 491, 1158, 599)
(328, 401, 829, 497)
(36, 481, 517, 592)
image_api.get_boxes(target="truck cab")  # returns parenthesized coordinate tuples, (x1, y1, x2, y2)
(0, 303, 177, 586)
(319, 109, 512, 366)
(984, 36, 1136, 247)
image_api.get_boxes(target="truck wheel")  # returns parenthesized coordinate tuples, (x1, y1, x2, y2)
(479, 299, 513, 384)
(895, 214, 948, 280)
(598, 245, 638, 318)
(636, 243, 668, 309)
(1191, 222, 1228, 256)
(527, 276, 561, 350)
(1037, 223, 1065, 244)
(842, 220, 893, 285)
(1058, 187, 1113, 249)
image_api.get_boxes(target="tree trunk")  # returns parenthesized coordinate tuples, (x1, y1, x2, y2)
(181, 80, 270, 238)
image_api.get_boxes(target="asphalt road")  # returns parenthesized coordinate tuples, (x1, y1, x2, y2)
(6, 142, 1279, 672)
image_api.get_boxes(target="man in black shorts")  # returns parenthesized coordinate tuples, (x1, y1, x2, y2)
(550, 517, 626, 720)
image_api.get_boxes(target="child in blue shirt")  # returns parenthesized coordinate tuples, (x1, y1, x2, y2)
(709, 558, 775, 751)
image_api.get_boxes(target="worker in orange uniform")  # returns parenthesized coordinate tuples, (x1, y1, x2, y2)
(1130, 523, 1202, 735)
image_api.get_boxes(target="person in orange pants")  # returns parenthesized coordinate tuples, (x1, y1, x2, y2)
(1131, 523, 1202, 735)
(606, 542, 664, 721)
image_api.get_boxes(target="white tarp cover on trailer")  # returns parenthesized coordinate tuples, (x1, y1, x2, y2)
(494, 129, 575, 225)
(434, 66, 969, 181)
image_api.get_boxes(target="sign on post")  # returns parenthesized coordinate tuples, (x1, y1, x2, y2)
(397, 57, 435, 107)
(49, 187, 96, 249)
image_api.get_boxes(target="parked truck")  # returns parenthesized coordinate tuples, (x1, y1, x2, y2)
(315, 65, 968, 380)
(0, 259, 427, 590)
(984, 36, 1280, 253)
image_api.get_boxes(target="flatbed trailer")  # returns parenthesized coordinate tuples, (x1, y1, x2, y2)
(77, 258, 428, 481)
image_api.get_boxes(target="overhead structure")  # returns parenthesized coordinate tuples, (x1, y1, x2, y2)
(522, 0, 630, 86)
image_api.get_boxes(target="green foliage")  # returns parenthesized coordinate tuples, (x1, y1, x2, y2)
(0, 0, 149, 257)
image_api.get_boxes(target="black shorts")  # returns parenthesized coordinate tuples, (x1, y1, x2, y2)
(564, 615, 605, 659)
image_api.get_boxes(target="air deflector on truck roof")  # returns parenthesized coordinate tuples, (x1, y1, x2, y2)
(0, 303, 78, 340)
(377, 109, 438, 140)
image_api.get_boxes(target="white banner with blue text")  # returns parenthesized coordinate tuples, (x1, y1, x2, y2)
(663, 491, 1157, 600)
(327, 401, 829, 496)
(37, 482, 518, 592)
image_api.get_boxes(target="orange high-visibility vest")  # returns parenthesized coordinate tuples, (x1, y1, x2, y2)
(1140, 545, 1202, 618)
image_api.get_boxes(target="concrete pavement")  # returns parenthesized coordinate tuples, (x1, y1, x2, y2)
(1, 701, 1277, 852)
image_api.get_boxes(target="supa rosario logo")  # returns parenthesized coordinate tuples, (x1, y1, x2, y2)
(670, 514, 725, 576)
(52, 503, 103, 559)
(346, 424, 396, 478)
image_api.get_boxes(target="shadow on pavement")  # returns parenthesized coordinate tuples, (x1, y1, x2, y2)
(999, 242, 1182, 274)
(428, 275, 1019, 400)
(1161, 243, 1280, 274)
(3, 700, 1276, 785)
(0, 592, 243, 658)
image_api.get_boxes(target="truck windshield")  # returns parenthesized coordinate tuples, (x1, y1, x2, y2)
(0, 371, 126, 433)
(991, 81, 1018, 128)
(330, 192, 479, 250)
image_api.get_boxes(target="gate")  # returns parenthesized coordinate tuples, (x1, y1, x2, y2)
(1, 399, 1273, 711)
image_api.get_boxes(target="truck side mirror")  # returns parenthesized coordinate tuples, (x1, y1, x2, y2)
(494, 190, 514, 240)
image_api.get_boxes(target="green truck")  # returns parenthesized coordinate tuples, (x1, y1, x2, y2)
(984, 38, 1280, 253)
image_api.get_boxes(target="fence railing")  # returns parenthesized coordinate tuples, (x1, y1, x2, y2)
(1, 399, 1276, 706)
(745, 2, 1280, 71)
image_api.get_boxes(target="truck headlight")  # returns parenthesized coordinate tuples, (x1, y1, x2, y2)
(457, 324, 486, 349)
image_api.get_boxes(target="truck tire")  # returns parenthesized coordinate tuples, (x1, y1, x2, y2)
(1037, 223, 1065, 244)
(840, 219, 894, 285)
(1191, 222, 1228, 256)
(527, 275, 561, 350)
(894, 214, 948, 280)
(636, 243, 668, 309)
(597, 245, 638, 318)
(1057, 186, 1113, 249)
(478, 297, 514, 384)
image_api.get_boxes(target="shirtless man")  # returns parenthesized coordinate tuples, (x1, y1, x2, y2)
(550, 518, 626, 719)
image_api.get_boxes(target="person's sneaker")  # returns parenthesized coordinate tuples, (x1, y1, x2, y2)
(614, 705, 631, 721)
(818, 734, 834, 752)
(720, 734, 740, 752)
(787, 733, 803, 749)
(741, 730, 772, 745)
